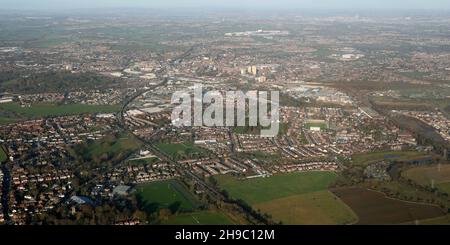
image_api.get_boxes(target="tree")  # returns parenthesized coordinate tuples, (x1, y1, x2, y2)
(158, 209, 171, 221)
(168, 201, 182, 214)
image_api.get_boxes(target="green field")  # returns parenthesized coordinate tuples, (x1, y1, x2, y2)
(255, 190, 357, 225)
(128, 156, 159, 165)
(30, 38, 68, 48)
(215, 171, 357, 224)
(399, 71, 431, 79)
(351, 151, 430, 166)
(304, 122, 327, 130)
(403, 164, 450, 184)
(403, 164, 450, 194)
(371, 96, 434, 111)
(0, 117, 16, 125)
(72, 133, 142, 163)
(437, 182, 450, 194)
(311, 47, 333, 59)
(0, 102, 120, 118)
(216, 172, 337, 204)
(87, 135, 142, 158)
(157, 143, 208, 159)
(403, 214, 450, 225)
(162, 211, 234, 225)
(233, 123, 288, 136)
(136, 180, 199, 214)
(0, 147, 7, 163)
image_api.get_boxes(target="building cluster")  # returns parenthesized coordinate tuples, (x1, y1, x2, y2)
(286, 84, 353, 106)
(364, 162, 391, 181)
(270, 161, 339, 174)
(399, 111, 450, 143)
(225, 30, 289, 37)
(1, 14, 449, 224)
(120, 161, 179, 184)
(0, 168, 3, 224)
(9, 166, 73, 224)
(15, 89, 127, 106)
(0, 115, 117, 224)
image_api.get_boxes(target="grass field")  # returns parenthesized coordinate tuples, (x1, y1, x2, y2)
(254, 190, 357, 225)
(136, 180, 199, 214)
(0, 147, 7, 163)
(399, 71, 431, 79)
(162, 211, 234, 225)
(311, 47, 333, 59)
(30, 38, 68, 48)
(437, 182, 450, 194)
(0, 102, 120, 118)
(332, 187, 445, 225)
(128, 156, 159, 165)
(0, 116, 16, 125)
(86, 134, 142, 159)
(402, 164, 450, 193)
(233, 123, 288, 136)
(371, 96, 433, 111)
(304, 122, 327, 130)
(216, 171, 357, 224)
(216, 172, 338, 204)
(157, 142, 208, 159)
(402, 214, 450, 225)
(351, 151, 430, 166)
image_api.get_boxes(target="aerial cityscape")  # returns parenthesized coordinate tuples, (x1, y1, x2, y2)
(1, 0, 450, 227)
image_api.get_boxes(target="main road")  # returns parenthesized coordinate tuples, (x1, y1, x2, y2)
(117, 45, 226, 200)
(119, 79, 225, 200)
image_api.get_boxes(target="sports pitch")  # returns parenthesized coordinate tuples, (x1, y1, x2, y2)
(136, 179, 199, 213)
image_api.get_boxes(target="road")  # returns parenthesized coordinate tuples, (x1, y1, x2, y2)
(62, 44, 262, 224)
(118, 44, 225, 199)
(118, 49, 267, 224)
(119, 82, 225, 199)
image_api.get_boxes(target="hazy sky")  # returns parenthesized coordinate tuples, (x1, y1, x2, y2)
(1, 0, 449, 10)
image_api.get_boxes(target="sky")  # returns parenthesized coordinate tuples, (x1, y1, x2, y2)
(0, 0, 449, 11)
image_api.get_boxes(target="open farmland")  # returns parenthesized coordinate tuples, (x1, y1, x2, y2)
(402, 214, 450, 225)
(254, 190, 357, 225)
(216, 171, 337, 204)
(216, 172, 357, 224)
(371, 96, 434, 111)
(351, 151, 431, 166)
(402, 164, 450, 185)
(437, 182, 450, 194)
(402, 164, 450, 193)
(332, 187, 445, 224)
